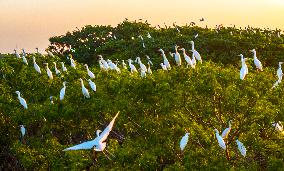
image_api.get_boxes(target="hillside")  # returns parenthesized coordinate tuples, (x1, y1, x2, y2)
(1, 20, 284, 170)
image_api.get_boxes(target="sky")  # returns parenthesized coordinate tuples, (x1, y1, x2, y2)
(0, 0, 284, 53)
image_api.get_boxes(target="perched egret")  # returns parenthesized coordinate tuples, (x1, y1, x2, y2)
(88, 79, 96, 92)
(14, 49, 21, 59)
(272, 121, 283, 133)
(236, 139, 246, 157)
(189, 41, 202, 63)
(190, 50, 196, 67)
(61, 62, 67, 72)
(277, 62, 283, 82)
(180, 132, 189, 152)
(79, 78, 90, 98)
(99, 55, 109, 71)
(53, 62, 61, 75)
(136, 57, 147, 72)
(194, 33, 199, 38)
(180, 48, 194, 68)
(221, 120, 232, 139)
(84, 64, 95, 78)
(128, 59, 138, 73)
(19, 125, 26, 143)
(174, 45, 182, 66)
(158, 49, 171, 70)
(70, 55, 76, 69)
(146, 55, 153, 66)
(32, 56, 41, 74)
(214, 129, 226, 150)
(46, 50, 55, 57)
(250, 49, 263, 71)
(122, 60, 127, 69)
(107, 59, 121, 73)
(60, 82, 66, 101)
(160, 63, 167, 71)
(147, 62, 152, 74)
(147, 32, 152, 39)
(44, 63, 53, 80)
(22, 54, 28, 65)
(35, 47, 42, 56)
(239, 55, 248, 80)
(15, 91, 28, 109)
(63, 112, 120, 156)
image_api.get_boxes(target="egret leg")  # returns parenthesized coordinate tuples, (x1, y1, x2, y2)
(105, 149, 115, 158)
(102, 151, 111, 160)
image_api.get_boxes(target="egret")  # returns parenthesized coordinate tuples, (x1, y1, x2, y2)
(32, 56, 41, 74)
(22, 54, 28, 65)
(53, 62, 61, 75)
(189, 41, 202, 63)
(60, 82, 66, 101)
(35, 47, 42, 56)
(194, 33, 199, 39)
(61, 62, 67, 72)
(136, 57, 147, 72)
(147, 62, 152, 74)
(84, 64, 95, 79)
(236, 139, 246, 157)
(107, 59, 121, 73)
(160, 63, 167, 71)
(122, 60, 127, 69)
(19, 125, 26, 143)
(239, 55, 248, 80)
(63, 112, 120, 158)
(180, 132, 189, 152)
(46, 50, 55, 57)
(128, 59, 138, 73)
(250, 49, 263, 71)
(147, 32, 152, 39)
(79, 78, 90, 98)
(99, 55, 109, 71)
(174, 45, 182, 66)
(88, 79, 97, 92)
(214, 129, 226, 150)
(70, 55, 76, 69)
(190, 50, 196, 67)
(158, 49, 171, 70)
(277, 62, 283, 82)
(272, 121, 283, 133)
(44, 63, 53, 80)
(22, 49, 27, 57)
(15, 91, 28, 109)
(180, 48, 194, 68)
(146, 55, 153, 66)
(221, 120, 232, 139)
(14, 49, 21, 58)
(50, 96, 54, 104)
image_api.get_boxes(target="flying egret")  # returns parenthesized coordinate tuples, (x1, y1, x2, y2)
(84, 64, 95, 78)
(180, 48, 194, 68)
(79, 78, 90, 98)
(61, 62, 67, 72)
(60, 82, 66, 101)
(250, 49, 263, 71)
(128, 59, 138, 73)
(14, 49, 21, 59)
(32, 56, 41, 74)
(189, 41, 202, 63)
(44, 63, 53, 80)
(174, 45, 182, 66)
(53, 62, 61, 75)
(63, 112, 120, 158)
(158, 49, 171, 70)
(180, 132, 189, 152)
(277, 62, 283, 82)
(236, 139, 246, 157)
(88, 79, 96, 92)
(15, 91, 28, 109)
(221, 120, 232, 139)
(214, 129, 226, 150)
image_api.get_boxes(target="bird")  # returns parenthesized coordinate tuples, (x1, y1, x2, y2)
(107, 59, 121, 73)
(22, 53, 28, 65)
(98, 55, 109, 71)
(136, 57, 147, 72)
(46, 50, 54, 57)
(194, 33, 199, 38)
(61, 62, 67, 72)
(122, 60, 127, 69)
(32, 56, 41, 74)
(147, 32, 152, 39)
(22, 49, 27, 57)
(141, 70, 146, 78)
(15, 91, 28, 109)
(160, 63, 167, 70)
(128, 59, 138, 73)
(35, 47, 42, 56)
(214, 129, 226, 150)
(50, 96, 54, 104)
(69, 55, 76, 69)
(221, 120, 232, 139)
(277, 62, 283, 82)
(63, 111, 120, 157)
(180, 132, 189, 152)
(53, 62, 61, 75)
(84, 64, 95, 79)
(60, 82, 66, 101)
(272, 121, 284, 134)
(44, 63, 53, 80)
(189, 41, 202, 63)
(180, 48, 194, 68)
(158, 49, 171, 70)
(79, 78, 90, 98)
(146, 55, 153, 66)
(88, 79, 96, 92)
(173, 45, 182, 66)
(249, 49, 263, 71)
(147, 62, 152, 74)
(236, 139, 246, 157)
(14, 49, 21, 59)
(199, 18, 205, 22)
(19, 125, 26, 143)
(239, 54, 248, 80)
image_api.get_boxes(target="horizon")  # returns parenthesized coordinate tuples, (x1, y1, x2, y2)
(0, 0, 284, 54)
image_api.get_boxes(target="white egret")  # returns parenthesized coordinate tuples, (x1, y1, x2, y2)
(221, 120, 232, 139)
(136, 57, 147, 72)
(160, 63, 167, 71)
(61, 62, 67, 72)
(250, 49, 263, 71)
(84, 64, 95, 78)
(214, 129, 226, 150)
(147, 32, 152, 39)
(180, 48, 194, 68)
(79, 78, 90, 98)
(99, 55, 109, 71)
(70, 55, 76, 69)
(107, 59, 121, 73)
(122, 60, 127, 69)
(22, 54, 28, 65)
(189, 41, 202, 63)
(88, 79, 97, 92)
(15, 91, 28, 109)
(60, 81, 66, 101)
(174, 45, 182, 66)
(32, 56, 41, 74)
(277, 62, 283, 82)
(239, 55, 248, 80)
(190, 50, 196, 67)
(158, 49, 171, 70)
(180, 132, 189, 152)
(50, 96, 54, 104)
(272, 121, 283, 133)
(46, 50, 54, 57)
(128, 59, 138, 73)
(53, 62, 61, 75)
(147, 62, 152, 74)
(35, 47, 42, 56)
(14, 49, 21, 59)
(146, 55, 153, 66)
(194, 33, 199, 38)
(44, 63, 53, 80)
(63, 112, 120, 155)
(236, 139, 246, 157)
(20, 125, 26, 137)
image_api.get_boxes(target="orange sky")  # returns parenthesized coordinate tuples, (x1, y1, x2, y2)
(0, 0, 284, 53)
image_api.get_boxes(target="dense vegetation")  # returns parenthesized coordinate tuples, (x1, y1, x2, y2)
(1, 20, 284, 170)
